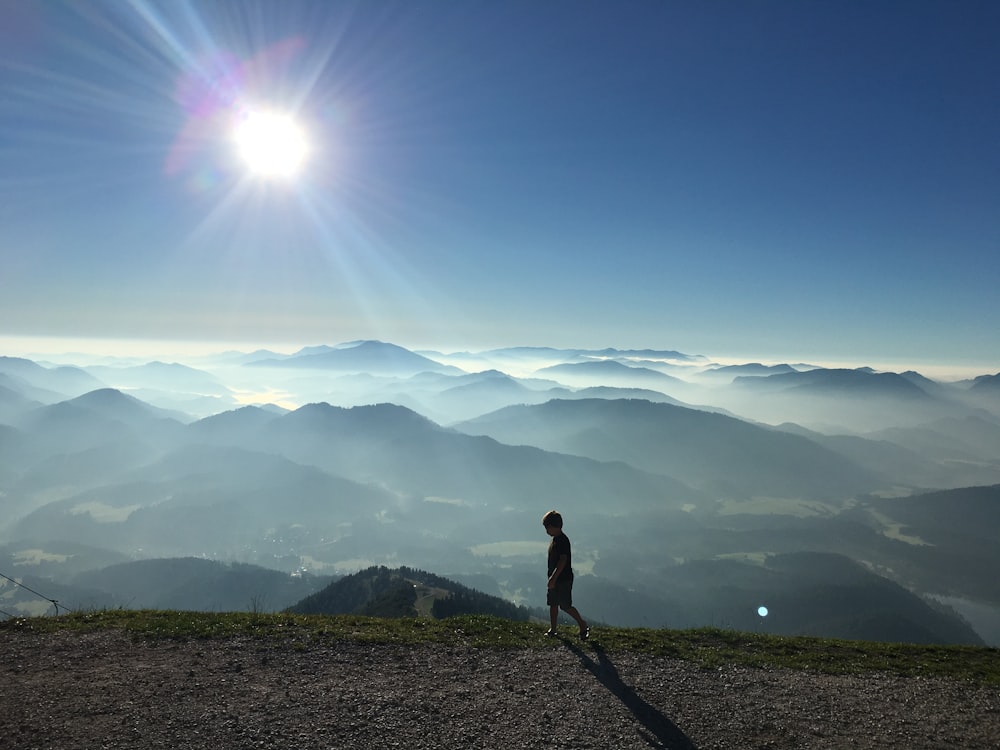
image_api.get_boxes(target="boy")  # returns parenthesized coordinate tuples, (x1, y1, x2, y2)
(542, 510, 589, 640)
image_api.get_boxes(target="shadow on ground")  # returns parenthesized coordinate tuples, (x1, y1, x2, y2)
(563, 638, 697, 750)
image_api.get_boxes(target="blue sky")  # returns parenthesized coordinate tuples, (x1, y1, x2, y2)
(1, 1, 998, 373)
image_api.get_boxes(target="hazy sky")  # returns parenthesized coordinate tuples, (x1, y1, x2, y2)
(2, 1, 998, 372)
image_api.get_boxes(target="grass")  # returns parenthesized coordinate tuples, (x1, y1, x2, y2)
(3, 609, 998, 685)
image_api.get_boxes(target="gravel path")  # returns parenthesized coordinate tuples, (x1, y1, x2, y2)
(3, 630, 998, 749)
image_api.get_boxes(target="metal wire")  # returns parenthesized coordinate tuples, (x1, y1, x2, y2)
(0, 570, 73, 615)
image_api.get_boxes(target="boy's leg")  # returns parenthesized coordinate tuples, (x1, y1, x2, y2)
(548, 605, 559, 633)
(561, 604, 587, 630)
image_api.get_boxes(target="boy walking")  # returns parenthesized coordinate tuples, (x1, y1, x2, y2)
(542, 510, 589, 640)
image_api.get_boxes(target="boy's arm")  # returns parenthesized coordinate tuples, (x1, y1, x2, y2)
(547, 554, 568, 589)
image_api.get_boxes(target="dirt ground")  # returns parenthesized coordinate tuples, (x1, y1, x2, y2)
(3, 630, 998, 749)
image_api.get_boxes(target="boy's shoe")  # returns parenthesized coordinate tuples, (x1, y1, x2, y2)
(544, 628, 558, 637)
(579, 625, 590, 641)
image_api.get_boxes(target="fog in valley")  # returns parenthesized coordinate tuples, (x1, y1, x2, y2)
(2, 340, 999, 646)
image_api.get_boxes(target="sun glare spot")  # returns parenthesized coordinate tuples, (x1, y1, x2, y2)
(234, 109, 308, 179)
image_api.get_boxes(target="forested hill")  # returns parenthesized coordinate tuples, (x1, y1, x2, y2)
(285, 566, 533, 621)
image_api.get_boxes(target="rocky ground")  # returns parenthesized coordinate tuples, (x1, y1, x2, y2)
(3, 629, 998, 749)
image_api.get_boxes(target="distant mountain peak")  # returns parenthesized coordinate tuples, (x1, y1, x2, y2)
(734, 368, 934, 399)
(56, 388, 190, 425)
(293, 344, 338, 356)
(248, 341, 459, 375)
(970, 373, 1000, 392)
(466, 369, 514, 381)
(536, 360, 680, 383)
(70, 387, 148, 410)
(701, 363, 797, 378)
(289, 340, 396, 357)
(286, 400, 442, 434)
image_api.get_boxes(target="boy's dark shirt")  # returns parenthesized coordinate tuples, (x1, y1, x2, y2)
(547, 531, 573, 580)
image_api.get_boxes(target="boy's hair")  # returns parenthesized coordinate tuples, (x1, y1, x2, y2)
(542, 510, 563, 529)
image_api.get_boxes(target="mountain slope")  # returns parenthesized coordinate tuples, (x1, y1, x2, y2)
(73, 557, 332, 612)
(970, 373, 1000, 393)
(698, 363, 798, 380)
(8, 389, 184, 470)
(84, 362, 229, 395)
(725, 368, 975, 431)
(644, 550, 963, 643)
(734, 368, 934, 397)
(775, 422, 1000, 490)
(869, 415, 1000, 465)
(286, 565, 532, 621)
(837, 485, 1000, 604)
(7, 445, 396, 559)
(536, 360, 684, 388)
(457, 398, 883, 499)
(0, 356, 104, 400)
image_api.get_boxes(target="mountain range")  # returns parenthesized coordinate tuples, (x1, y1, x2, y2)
(246, 340, 462, 375)
(1, 340, 998, 645)
(456, 398, 883, 499)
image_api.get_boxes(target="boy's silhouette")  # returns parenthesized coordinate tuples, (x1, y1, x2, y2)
(542, 510, 589, 640)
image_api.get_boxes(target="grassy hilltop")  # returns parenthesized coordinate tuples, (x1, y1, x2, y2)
(3, 610, 997, 686)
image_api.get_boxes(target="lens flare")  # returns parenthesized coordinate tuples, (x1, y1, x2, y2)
(757, 606, 769, 617)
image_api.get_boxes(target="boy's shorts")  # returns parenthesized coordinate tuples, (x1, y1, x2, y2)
(546, 578, 573, 608)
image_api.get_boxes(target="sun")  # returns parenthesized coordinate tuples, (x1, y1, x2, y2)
(234, 109, 308, 179)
